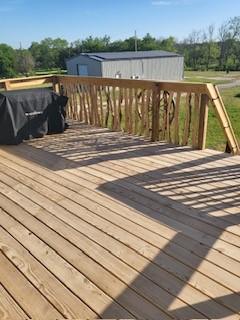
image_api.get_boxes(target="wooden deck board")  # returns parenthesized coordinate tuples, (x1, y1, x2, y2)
(0, 284, 28, 320)
(0, 122, 240, 319)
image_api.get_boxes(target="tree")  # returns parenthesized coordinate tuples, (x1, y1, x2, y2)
(15, 49, 35, 75)
(123, 37, 138, 51)
(29, 38, 69, 70)
(140, 33, 158, 50)
(229, 16, 240, 39)
(159, 36, 177, 52)
(183, 30, 204, 70)
(0, 44, 16, 78)
(204, 24, 216, 70)
(108, 39, 129, 51)
(218, 17, 240, 70)
(218, 20, 231, 70)
(81, 35, 110, 52)
(228, 17, 240, 70)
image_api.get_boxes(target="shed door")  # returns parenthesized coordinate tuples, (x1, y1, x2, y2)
(77, 64, 89, 76)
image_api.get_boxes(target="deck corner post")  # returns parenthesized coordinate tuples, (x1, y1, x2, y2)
(52, 76, 60, 93)
(151, 83, 160, 142)
(197, 93, 209, 150)
(3, 81, 10, 91)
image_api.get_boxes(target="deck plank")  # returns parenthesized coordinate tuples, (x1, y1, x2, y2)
(0, 252, 62, 319)
(0, 284, 29, 320)
(0, 123, 239, 319)
(0, 225, 97, 319)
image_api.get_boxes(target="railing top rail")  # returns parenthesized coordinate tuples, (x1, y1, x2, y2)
(0, 74, 54, 84)
(57, 75, 209, 94)
(0, 74, 209, 94)
(0, 75, 55, 90)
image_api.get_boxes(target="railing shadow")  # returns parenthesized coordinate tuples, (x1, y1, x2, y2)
(96, 156, 240, 318)
(3, 122, 231, 171)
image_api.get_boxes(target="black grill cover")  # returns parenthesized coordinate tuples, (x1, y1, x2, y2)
(0, 88, 68, 145)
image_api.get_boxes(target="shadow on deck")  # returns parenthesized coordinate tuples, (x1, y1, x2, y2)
(2, 122, 240, 319)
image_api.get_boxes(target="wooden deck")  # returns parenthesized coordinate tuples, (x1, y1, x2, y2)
(0, 122, 240, 320)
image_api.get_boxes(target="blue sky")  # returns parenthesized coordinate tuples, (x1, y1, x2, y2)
(1, 0, 240, 48)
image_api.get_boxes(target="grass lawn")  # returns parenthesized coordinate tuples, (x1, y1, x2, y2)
(34, 69, 67, 75)
(208, 87, 240, 151)
(185, 70, 240, 78)
(184, 70, 240, 85)
(183, 71, 240, 151)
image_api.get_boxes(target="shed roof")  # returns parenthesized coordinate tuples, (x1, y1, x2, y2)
(67, 50, 181, 62)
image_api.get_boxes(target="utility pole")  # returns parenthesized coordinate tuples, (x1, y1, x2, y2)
(134, 30, 138, 52)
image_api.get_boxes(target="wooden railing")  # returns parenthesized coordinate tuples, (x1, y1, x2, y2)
(0, 74, 239, 155)
(59, 76, 209, 148)
(0, 75, 54, 90)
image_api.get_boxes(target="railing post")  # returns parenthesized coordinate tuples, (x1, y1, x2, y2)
(52, 76, 60, 93)
(3, 81, 10, 91)
(197, 94, 209, 150)
(151, 83, 160, 142)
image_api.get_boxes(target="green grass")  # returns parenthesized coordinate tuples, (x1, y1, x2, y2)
(209, 87, 240, 151)
(182, 71, 240, 151)
(177, 88, 240, 152)
(184, 77, 229, 85)
(184, 70, 240, 85)
(34, 69, 67, 76)
(185, 70, 240, 79)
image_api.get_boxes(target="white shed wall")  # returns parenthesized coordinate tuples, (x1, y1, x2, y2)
(102, 56, 184, 80)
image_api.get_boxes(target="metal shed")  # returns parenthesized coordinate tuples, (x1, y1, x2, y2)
(66, 50, 184, 81)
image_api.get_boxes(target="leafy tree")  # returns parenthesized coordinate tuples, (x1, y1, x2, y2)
(108, 40, 129, 51)
(29, 38, 68, 69)
(218, 16, 240, 70)
(0, 44, 16, 78)
(140, 33, 158, 50)
(15, 49, 35, 75)
(159, 36, 177, 52)
(81, 35, 110, 52)
(203, 24, 216, 70)
(123, 37, 138, 51)
(182, 30, 204, 70)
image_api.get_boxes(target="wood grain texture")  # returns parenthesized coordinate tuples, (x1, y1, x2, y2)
(0, 123, 239, 319)
(0, 252, 62, 319)
(0, 284, 28, 320)
(0, 226, 96, 319)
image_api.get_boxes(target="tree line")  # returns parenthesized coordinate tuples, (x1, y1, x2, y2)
(1, 16, 240, 78)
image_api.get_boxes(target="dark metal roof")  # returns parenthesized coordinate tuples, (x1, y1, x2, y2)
(67, 50, 181, 62)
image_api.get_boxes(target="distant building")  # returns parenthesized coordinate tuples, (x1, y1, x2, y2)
(66, 50, 184, 81)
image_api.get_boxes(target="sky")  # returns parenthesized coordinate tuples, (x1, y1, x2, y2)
(0, 0, 240, 48)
